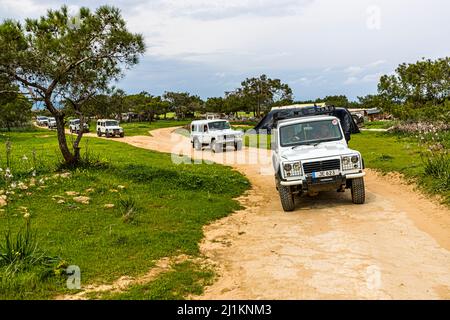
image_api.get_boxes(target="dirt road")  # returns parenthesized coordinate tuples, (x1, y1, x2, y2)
(96, 127, 450, 299)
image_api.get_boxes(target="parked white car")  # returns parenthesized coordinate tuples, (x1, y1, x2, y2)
(47, 117, 57, 129)
(36, 116, 48, 126)
(190, 119, 243, 152)
(96, 119, 124, 137)
(272, 114, 365, 211)
(69, 119, 89, 133)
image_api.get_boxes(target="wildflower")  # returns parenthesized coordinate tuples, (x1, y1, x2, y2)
(10, 182, 17, 189)
(32, 170, 36, 177)
(22, 155, 28, 161)
(23, 212, 30, 220)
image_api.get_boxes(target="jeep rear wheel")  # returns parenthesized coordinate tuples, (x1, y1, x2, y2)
(277, 183, 295, 212)
(106, 132, 111, 138)
(351, 177, 365, 204)
(120, 132, 124, 138)
(97, 130, 102, 137)
(235, 141, 242, 151)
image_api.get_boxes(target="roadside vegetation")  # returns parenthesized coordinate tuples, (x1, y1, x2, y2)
(0, 128, 249, 299)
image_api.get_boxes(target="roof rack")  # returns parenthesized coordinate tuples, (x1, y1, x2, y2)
(272, 104, 336, 128)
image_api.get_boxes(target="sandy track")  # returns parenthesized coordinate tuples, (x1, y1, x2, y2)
(91, 127, 450, 299)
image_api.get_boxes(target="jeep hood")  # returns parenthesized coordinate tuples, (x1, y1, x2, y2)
(280, 143, 356, 161)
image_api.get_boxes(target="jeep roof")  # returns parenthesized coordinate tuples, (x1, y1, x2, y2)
(191, 119, 228, 125)
(276, 115, 339, 128)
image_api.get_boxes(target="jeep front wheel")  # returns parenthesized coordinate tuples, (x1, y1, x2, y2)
(351, 177, 365, 204)
(193, 139, 201, 150)
(277, 183, 295, 212)
(211, 140, 221, 153)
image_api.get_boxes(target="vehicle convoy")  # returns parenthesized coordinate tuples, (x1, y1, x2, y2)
(69, 119, 89, 133)
(47, 117, 57, 129)
(271, 105, 365, 211)
(96, 119, 124, 138)
(190, 119, 243, 152)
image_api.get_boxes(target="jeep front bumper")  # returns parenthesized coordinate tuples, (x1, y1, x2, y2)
(280, 171, 365, 186)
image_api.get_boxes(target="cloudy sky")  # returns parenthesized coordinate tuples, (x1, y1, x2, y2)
(1, 0, 449, 101)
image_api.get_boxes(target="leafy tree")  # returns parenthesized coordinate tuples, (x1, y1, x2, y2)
(319, 95, 350, 108)
(163, 92, 202, 119)
(205, 97, 225, 113)
(377, 57, 449, 120)
(0, 82, 32, 131)
(0, 5, 145, 165)
(239, 74, 293, 117)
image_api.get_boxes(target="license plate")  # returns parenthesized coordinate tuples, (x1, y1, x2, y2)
(312, 170, 339, 178)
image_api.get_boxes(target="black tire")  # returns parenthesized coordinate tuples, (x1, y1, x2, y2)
(106, 132, 111, 138)
(351, 177, 365, 204)
(278, 183, 295, 212)
(193, 139, 201, 150)
(120, 132, 124, 138)
(69, 128, 73, 133)
(235, 141, 242, 151)
(97, 130, 101, 137)
(211, 140, 221, 153)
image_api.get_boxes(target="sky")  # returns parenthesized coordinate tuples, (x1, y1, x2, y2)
(1, 0, 449, 101)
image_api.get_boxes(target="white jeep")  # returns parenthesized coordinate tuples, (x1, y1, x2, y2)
(47, 117, 57, 129)
(272, 115, 365, 211)
(190, 119, 243, 152)
(69, 119, 89, 133)
(96, 119, 124, 138)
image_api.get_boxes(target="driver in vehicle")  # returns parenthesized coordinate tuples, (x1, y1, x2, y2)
(311, 122, 332, 140)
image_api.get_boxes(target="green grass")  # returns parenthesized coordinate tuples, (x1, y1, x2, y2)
(0, 129, 249, 299)
(362, 120, 397, 129)
(244, 133, 272, 149)
(120, 120, 191, 136)
(100, 260, 214, 300)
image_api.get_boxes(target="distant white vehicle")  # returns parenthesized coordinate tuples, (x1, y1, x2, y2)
(96, 119, 124, 138)
(36, 116, 48, 126)
(190, 119, 243, 152)
(69, 119, 89, 133)
(47, 117, 57, 129)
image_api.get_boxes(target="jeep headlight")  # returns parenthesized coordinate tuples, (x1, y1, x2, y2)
(283, 162, 301, 177)
(342, 155, 360, 171)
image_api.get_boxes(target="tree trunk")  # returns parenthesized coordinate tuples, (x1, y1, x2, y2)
(55, 114, 77, 165)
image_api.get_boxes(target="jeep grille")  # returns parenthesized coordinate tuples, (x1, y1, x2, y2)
(303, 159, 340, 175)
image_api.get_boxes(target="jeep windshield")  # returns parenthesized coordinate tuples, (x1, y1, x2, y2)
(280, 119, 343, 147)
(208, 121, 230, 130)
(106, 121, 119, 126)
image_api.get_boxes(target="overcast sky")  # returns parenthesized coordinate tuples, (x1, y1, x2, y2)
(1, 0, 449, 101)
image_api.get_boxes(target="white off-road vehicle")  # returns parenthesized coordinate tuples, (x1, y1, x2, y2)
(36, 116, 48, 126)
(96, 119, 124, 138)
(272, 114, 365, 211)
(69, 119, 89, 133)
(47, 117, 57, 129)
(190, 119, 243, 152)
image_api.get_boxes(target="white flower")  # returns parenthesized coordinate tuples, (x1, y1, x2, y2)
(23, 212, 30, 219)
(22, 155, 28, 161)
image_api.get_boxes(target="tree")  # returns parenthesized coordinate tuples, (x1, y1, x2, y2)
(239, 74, 293, 117)
(163, 92, 202, 119)
(0, 6, 145, 165)
(377, 57, 449, 120)
(205, 97, 225, 113)
(319, 95, 350, 108)
(0, 83, 32, 131)
(378, 57, 450, 106)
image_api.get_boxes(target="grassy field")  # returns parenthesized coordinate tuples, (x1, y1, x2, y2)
(362, 120, 397, 129)
(0, 127, 249, 299)
(118, 120, 191, 136)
